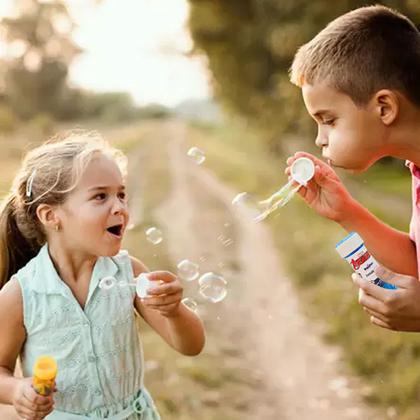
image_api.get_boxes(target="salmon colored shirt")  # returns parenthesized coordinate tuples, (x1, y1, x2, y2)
(407, 161, 420, 278)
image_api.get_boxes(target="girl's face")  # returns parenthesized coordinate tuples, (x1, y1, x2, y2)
(57, 152, 129, 257)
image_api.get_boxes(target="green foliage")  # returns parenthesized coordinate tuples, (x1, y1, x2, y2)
(187, 0, 420, 149)
(0, 104, 18, 133)
(1, 0, 81, 119)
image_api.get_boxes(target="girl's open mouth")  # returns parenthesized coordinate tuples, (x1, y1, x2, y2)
(106, 224, 124, 238)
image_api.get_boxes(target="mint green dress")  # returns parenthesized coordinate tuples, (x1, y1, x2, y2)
(15, 244, 161, 420)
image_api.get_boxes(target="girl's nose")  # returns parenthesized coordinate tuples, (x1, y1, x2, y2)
(112, 197, 127, 215)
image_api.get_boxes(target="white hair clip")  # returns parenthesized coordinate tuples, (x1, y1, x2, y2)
(26, 169, 37, 199)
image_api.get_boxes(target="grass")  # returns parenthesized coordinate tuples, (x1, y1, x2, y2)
(188, 120, 420, 420)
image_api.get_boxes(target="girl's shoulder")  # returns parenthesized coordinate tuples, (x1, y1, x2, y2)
(127, 254, 148, 277)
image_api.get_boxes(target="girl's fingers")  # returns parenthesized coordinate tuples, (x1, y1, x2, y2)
(148, 282, 182, 296)
(144, 292, 182, 307)
(147, 271, 176, 283)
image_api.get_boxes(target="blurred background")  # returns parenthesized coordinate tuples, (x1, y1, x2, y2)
(0, 0, 420, 419)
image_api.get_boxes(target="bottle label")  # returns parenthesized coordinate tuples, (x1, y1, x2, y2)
(345, 246, 378, 282)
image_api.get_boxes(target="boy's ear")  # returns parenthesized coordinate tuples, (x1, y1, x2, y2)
(36, 204, 60, 231)
(373, 89, 399, 125)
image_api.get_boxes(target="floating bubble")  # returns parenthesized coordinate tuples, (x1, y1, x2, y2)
(187, 146, 206, 165)
(231, 192, 263, 219)
(127, 223, 136, 231)
(146, 227, 163, 245)
(99, 276, 116, 290)
(198, 272, 227, 303)
(177, 259, 200, 282)
(182, 297, 198, 312)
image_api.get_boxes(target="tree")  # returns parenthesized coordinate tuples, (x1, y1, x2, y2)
(0, 0, 81, 119)
(187, 0, 420, 150)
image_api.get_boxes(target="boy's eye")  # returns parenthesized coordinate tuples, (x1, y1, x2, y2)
(118, 192, 126, 200)
(323, 118, 336, 126)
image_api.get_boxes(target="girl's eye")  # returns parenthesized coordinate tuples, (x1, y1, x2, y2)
(94, 193, 107, 200)
(118, 192, 126, 200)
(323, 118, 336, 126)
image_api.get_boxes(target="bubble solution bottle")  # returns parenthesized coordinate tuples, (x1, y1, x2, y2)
(32, 356, 57, 396)
(335, 232, 397, 289)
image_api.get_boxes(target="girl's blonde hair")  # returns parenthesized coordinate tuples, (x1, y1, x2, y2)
(0, 130, 127, 289)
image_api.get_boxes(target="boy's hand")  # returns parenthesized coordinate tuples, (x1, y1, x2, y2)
(12, 378, 55, 420)
(141, 271, 183, 318)
(285, 151, 354, 222)
(353, 265, 420, 331)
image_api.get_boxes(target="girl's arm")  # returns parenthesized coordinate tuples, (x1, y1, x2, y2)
(0, 278, 26, 404)
(130, 257, 205, 356)
(0, 278, 55, 418)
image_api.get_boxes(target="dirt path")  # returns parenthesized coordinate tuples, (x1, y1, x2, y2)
(0, 119, 386, 419)
(153, 120, 384, 419)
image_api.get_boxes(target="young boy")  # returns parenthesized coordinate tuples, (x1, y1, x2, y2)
(286, 5, 420, 332)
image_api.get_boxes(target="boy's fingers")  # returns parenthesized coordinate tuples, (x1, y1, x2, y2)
(352, 273, 392, 300)
(362, 305, 390, 324)
(375, 265, 416, 289)
(358, 288, 387, 314)
(370, 315, 392, 330)
(374, 265, 394, 282)
(293, 151, 327, 168)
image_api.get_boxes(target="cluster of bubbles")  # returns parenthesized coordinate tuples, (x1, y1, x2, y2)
(100, 221, 229, 311)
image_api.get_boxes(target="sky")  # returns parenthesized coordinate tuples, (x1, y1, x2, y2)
(0, 0, 212, 107)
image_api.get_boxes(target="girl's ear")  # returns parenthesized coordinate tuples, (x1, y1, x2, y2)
(374, 89, 399, 125)
(36, 204, 60, 231)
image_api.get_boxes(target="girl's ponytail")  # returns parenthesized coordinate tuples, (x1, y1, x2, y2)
(0, 193, 39, 289)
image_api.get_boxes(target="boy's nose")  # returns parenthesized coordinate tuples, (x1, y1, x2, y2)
(315, 129, 328, 148)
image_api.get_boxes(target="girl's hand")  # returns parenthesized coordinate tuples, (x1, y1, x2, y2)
(12, 378, 55, 420)
(285, 151, 354, 222)
(142, 271, 183, 318)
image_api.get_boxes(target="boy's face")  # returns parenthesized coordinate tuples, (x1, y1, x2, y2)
(302, 82, 387, 171)
(57, 152, 129, 257)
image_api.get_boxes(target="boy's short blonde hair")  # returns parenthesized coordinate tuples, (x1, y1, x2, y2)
(290, 5, 420, 106)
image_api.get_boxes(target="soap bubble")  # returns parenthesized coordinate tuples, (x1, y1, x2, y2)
(127, 223, 136, 231)
(177, 259, 200, 282)
(99, 276, 116, 290)
(187, 147, 206, 165)
(182, 297, 198, 312)
(146, 227, 163, 245)
(231, 192, 264, 219)
(198, 272, 227, 303)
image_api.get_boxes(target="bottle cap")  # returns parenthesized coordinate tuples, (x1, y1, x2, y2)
(335, 232, 364, 259)
(34, 356, 57, 381)
(291, 157, 315, 186)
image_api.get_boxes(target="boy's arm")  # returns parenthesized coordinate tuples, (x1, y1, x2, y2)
(340, 198, 418, 277)
(286, 152, 417, 277)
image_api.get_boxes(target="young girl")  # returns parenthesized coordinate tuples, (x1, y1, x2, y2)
(0, 131, 205, 420)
